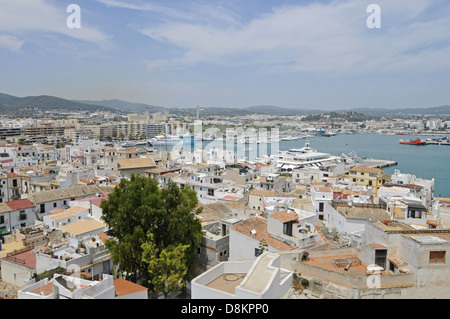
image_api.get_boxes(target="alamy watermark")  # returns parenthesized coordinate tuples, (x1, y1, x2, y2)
(168, 121, 279, 164)
(366, 264, 382, 289)
(367, 4, 381, 29)
(66, 4, 81, 29)
(65, 4, 381, 30)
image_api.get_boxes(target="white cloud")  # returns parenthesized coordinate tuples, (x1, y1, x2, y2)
(140, 0, 450, 74)
(96, 0, 243, 27)
(96, 0, 187, 19)
(0, 0, 112, 51)
(0, 35, 24, 52)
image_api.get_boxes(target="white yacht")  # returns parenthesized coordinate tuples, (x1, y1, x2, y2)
(274, 141, 340, 170)
(148, 135, 182, 146)
(121, 141, 136, 148)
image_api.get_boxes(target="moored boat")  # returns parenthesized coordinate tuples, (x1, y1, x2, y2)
(399, 138, 426, 145)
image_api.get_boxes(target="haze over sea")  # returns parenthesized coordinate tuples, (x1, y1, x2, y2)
(280, 134, 449, 198)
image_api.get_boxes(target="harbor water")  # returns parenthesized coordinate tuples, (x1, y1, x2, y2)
(154, 133, 450, 198)
(280, 133, 449, 198)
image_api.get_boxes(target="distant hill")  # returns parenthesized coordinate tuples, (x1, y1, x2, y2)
(243, 105, 314, 115)
(0, 92, 115, 113)
(1, 92, 448, 117)
(348, 105, 450, 116)
(74, 101, 310, 115)
(166, 105, 316, 116)
(74, 99, 169, 113)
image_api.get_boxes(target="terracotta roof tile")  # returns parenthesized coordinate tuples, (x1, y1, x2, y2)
(269, 211, 298, 223)
(31, 282, 54, 296)
(5, 199, 35, 211)
(2, 250, 36, 269)
(114, 278, 148, 297)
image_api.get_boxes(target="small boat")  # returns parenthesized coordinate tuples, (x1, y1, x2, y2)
(121, 141, 136, 148)
(399, 138, 426, 145)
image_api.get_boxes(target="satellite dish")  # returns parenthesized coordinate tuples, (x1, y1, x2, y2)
(23, 274, 31, 283)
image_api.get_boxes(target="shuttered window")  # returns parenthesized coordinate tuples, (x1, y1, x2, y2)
(429, 251, 446, 263)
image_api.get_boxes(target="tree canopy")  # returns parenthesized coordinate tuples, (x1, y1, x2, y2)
(100, 175, 203, 297)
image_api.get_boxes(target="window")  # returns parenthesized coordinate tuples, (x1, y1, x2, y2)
(319, 202, 324, 212)
(429, 251, 446, 264)
(40, 204, 45, 213)
(53, 203, 57, 208)
(283, 221, 293, 237)
(19, 211, 26, 220)
(375, 249, 387, 269)
(0, 216, 4, 224)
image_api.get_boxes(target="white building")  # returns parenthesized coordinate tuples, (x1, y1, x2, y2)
(229, 208, 321, 262)
(0, 199, 36, 237)
(43, 206, 89, 230)
(311, 186, 334, 220)
(323, 201, 391, 246)
(385, 169, 434, 209)
(191, 252, 293, 299)
(18, 273, 147, 299)
(25, 184, 105, 217)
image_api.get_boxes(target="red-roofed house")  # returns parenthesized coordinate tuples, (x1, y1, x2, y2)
(18, 274, 148, 299)
(5, 198, 35, 211)
(0, 199, 36, 236)
(114, 278, 148, 299)
(1, 249, 36, 288)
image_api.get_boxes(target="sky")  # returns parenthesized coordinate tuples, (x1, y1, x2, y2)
(1, 0, 450, 110)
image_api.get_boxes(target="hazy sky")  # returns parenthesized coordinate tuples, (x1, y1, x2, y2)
(1, 0, 450, 110)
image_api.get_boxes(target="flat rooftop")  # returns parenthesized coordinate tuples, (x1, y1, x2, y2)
(303, 254, 372, 276)
(373, 220, 416, 232)
(205, 273, 247, 295)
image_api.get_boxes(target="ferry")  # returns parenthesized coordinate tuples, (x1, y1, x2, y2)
(399, 138, 426, 145)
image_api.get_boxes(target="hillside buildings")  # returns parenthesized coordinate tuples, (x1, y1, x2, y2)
(0, 113, 448, 300)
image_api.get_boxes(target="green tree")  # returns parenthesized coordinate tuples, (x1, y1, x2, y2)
(100, 175, 202, 296)
(142, 233, 189, 299)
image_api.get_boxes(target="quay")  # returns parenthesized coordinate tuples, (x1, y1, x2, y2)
(426, 141, 450, 146)
(357, 158, 398, 169)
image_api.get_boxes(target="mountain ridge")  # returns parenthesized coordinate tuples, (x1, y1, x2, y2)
(0, 92, 115, 113)
(1, 92, 449, 116)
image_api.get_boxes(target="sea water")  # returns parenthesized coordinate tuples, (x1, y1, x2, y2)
(157, 133, 450, 197)
(280, 134, 450, 198)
